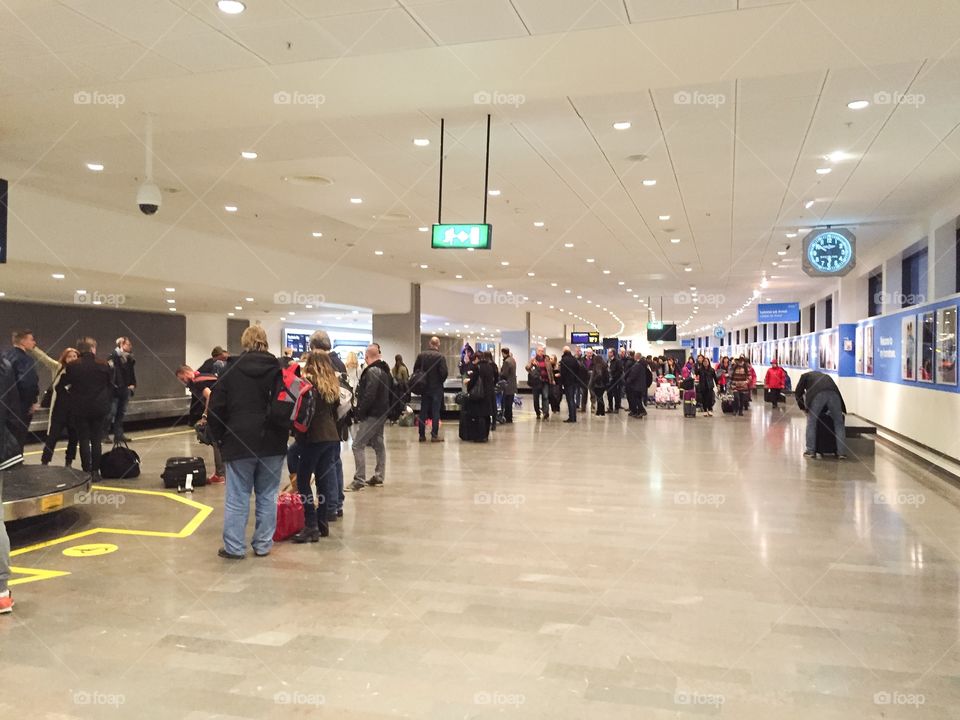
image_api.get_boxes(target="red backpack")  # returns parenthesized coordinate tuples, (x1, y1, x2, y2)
(268, 363, 316, 434)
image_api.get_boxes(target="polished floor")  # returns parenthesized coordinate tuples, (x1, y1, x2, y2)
(1, 398, 959, 719)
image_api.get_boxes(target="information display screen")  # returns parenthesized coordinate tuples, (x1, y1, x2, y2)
(571, 332, 600, 344)
(647, 324, 678, 342)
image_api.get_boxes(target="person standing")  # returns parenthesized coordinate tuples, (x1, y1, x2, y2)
(207, 326, 287, 559)
(413, 336, 449, 442)
(606, 348, 622, 414)
(524, 347, 554, 420)
(715, 356, 731, 398)
(795, 370, 848, 459)
(499, 347, 517, 424)
(625, 355, 649, 418)
(559, 346, 580, 423)
(0, 504, 10, 615)
(350, 344, 391, 491)
(0, 353, 18, 613)
(696, 356, 718, 417)
(64, 338, 113, 476)
(3, 329, 40, 452)
(764, 360, 788, 410)
(310, 330, 346, 521)
(199, 346, 229, 375)
(589, 351, 607, 416)
(345, 351, 361, 390)
(729, 356, 751, 417)
(392, 354, 410, 390)
(291, 351, 343, 543)
(175, 364, 225, 484)
(40, 348, 79, 467)
(107, 337, 136, 442)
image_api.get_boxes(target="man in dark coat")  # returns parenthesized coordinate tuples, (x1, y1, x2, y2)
(795, 370, 848, 458)
(3, 329, 40, 451)
(65, 337, 114, 475)
(413, 336, 449, 442)
(350, 344, 391, 491)
(559, 347, 581, 423)
(606, 348, 623, 414)
(499, 348, 517, 424)
(624, 354, 649, 418)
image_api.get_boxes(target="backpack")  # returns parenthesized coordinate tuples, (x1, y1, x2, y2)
(408, 370, 427, 396)
(268, 363, 315, 433)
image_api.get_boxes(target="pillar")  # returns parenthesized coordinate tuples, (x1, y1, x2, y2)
(930, 218, 957, 302)
(501, 312, 531, 359)
(882, 254, 903, 314)
(372, 283, 421, 368)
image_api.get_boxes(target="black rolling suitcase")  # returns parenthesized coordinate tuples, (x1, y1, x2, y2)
(815, 408, 838, 456)
(458, 404, 489, 442)
(162, 456, 207, 492)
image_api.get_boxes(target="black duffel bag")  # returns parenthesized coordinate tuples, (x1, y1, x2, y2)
(99, 440, 141, 479)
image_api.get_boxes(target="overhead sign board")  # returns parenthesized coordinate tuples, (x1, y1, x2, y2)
(803, 228, 856, 277)
(571, 332, 600, 344)
(431, 223, 492, 250)
(758, 302, 801, 323)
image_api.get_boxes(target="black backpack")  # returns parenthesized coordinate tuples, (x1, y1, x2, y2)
(382, 369, 405, 422)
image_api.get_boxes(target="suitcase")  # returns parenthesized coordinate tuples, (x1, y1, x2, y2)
(683, 394, 697, 418)
(99, 440, 141, 479)
(273, 491, 305, 541)
(161, 456, 207, 492)
(815, 408, 838, 456)
(458, 406, 489, 442)
(720, 394, 736, 415)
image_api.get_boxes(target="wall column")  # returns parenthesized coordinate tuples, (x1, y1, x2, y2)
(372, 283, 421, 367)
(501, 312, 531, 360)
(930, 218, 957, 301)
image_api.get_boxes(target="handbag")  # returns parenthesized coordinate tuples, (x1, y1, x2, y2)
(194, 417, 215, 446)
(468, 374, 485, 401)
(99, 439, 141, 479)
(273, 486, 305, 541)
(40, 385, 53, 409)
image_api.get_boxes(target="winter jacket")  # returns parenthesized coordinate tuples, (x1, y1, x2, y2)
(207, 351, 288, 462)
(625, 360, 650, 392)
(730, 364, 751, 392)
(794, 371, 847, 413)
(302, 391, 341, 444)
(526, 356, 555, 386)
(607, 357, 623, 388)
(413, 349, 448, 393)
(109, 347, 137, 392)
(64, 352, 114, 420)
(354, 361, 391, 422)
(499, 355, 518, 394)
(559, 352, 580, 389)
(696, 364, 717, 391)
(3, 346, 39, 415)
(764, 366, 787, 390)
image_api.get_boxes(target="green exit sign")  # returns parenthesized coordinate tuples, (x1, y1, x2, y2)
(431, 223, 493, 250)
(647, 321, 663, 330)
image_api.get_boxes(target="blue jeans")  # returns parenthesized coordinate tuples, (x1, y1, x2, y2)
(531, 384, 550, 417)
(295, 441, 340, 530)
(110, 386, 130, 438)
(419, 389, 443, 439)
(223, 454, 284, 556)
(0, 479, 9, 592)
(564, 385, 578, 421)
(334, 449, 344, 513)
(806, 392, 848, 455)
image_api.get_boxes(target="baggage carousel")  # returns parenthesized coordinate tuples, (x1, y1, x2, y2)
(1, 465, 92, 522)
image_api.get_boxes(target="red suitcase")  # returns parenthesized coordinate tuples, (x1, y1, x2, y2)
(273, 491, 305, 541)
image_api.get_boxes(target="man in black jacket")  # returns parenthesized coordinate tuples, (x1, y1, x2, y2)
(107, 337, 137, 442)
(350, 344, 391, 491)
(606, 348, 623, 414)
(413, 336, 449, 442)
(207, 326, 287, 559)
(795, 370, 848, 458)
(559, 347, 580, 423)
(624, 354, 649, 418)
(65, 337, 114, 475)
(198, 346, 229, 376)
(3, 329, 40, 451)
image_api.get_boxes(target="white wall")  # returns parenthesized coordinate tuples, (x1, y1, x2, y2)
(184, 313, 228, 369)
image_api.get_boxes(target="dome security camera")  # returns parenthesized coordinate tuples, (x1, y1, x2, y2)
(137, 182, 161, 215)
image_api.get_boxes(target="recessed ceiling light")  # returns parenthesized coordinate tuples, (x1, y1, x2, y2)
(51, 273, 65, 279)
(244, 297, 254, 302)
(455, 274, 463, 279)
(804, 200, 815, 209)
(642, 179, 657, 186)
(486, 284, 493, 289)
(217, 0, 245, 14)
(418, 226, 429, 232)
(658, 214, 670, 221)
(816, 167, 832, 175)
(847, 100, 870, 110)
(527, 272, 535, 277)
(690, 286, 696, 290)
(169, 307, 177, 312)
(576, 295, 582, 299)
(235, 305, 242, 310)
(224, 205, 238, 213)
(613, 121, 632, 130)
(501, 261, 509, 266)
(825, 151, 849, 163)
(777, 250, 787, 256)
(305, 304, 313, 309)
(626, 288, 632, 292)
(312, 232, 323, 238)
(227, 312, 235, 317)
(670, 238, 681, 244)
(288, 311, 296, 316)
(563, 243, 574, 248)
(602, 269, 611, 274)
(565, 289, 572, 294)
(772, 262, 778, 266)
(166, 299, 175, 304)
(586, 258, 595, 263)
(785, 232, 797, 238)
(350, 197, 363, 204)
(165, 287, 175, 292)
(86, 162, 104, 172)
(413, 138, 430, 147)
(684, 267, 693, 272)
(488, 190, 501, 196)
(550, 282, 558, 287)
(618, 281, 625, 285)
(374, 250, 384, 255)
(798, 227, 811, 232)
(240, 151, 257, 160)
(533, 221, 545, 227)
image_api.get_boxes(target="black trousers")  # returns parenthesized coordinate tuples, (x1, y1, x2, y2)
(41, 414, 78, 465)
(592, 388, 606, 415)
(75, 414, 106, 472)
(606, 385, 621, 412)
(502, 393, 514, 423)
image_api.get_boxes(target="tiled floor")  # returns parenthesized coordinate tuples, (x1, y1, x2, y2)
(2, 401, 959, 718)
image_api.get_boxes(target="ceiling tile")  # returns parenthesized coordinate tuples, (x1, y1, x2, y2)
(4, 1, 127, 52)
(229, 19, 346, 63)
(285, 0, 399, 18)
(406, 0, 529, 45)
(314, 9, 433, 56)
(511, 0, 627, 35)
(151, 29, 264, 73)
(625, 0, 736, 23)
(61, 0, 211, 45)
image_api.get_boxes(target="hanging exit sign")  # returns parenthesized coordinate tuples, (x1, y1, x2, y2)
(647, 321, 664, 330)
(431, 223, 493, 250)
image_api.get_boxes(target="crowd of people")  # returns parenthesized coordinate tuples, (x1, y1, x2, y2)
(0, 328, 849, 616)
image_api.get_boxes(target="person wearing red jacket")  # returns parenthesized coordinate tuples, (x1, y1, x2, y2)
(764, 360, 788, 410)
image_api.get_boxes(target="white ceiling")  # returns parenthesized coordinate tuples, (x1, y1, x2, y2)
(2, 0, 960, 338)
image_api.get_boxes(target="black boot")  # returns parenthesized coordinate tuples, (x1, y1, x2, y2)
(292, 527, 320, 543)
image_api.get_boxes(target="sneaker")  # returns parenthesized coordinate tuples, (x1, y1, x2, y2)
(208, 473, 225, 484)
(803, 451, 816, 458)
(419, 436, 426, 443)
(348, 480, 365, 492)
(431, 436, 444, 443)
(367, 477, 383, 487)
(837, 454, 848, 460)
(218, 548, 245, 560)
(0, 591, 13, 615)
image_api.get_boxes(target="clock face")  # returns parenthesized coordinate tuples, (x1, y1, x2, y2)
(803, 229, 856, 277)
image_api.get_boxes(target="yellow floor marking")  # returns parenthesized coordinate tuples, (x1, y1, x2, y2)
(22, 428, 194, 457)
(62, 543, 118, 557)
(9, 485, 213, 586)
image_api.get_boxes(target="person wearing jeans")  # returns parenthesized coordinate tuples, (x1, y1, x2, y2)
(350, 344, 391, 491)
(559, 347, 580, 423)
(525, 347, 554, 420)
(795, 370, 848, 458)
(207, 325, 288, 559)
(0, 485, 11, 614)
(108, 338, 136, 442)
(413, 336, 449, 441)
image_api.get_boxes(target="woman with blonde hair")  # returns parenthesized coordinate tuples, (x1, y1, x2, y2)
(292, 350, 343, 543)
(208, 324, 287, 559)
(40, 347, 79, 467)
(345, 351, 361, 390)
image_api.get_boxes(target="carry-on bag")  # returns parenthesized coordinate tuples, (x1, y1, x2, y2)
(273, 486, 305, 541)
(720, 394, 736, 415)
(161, 456, 207, 492)
(99, 440, 141, 479)
(815, 408, 838, 456)
(683, 390, 697, 418)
